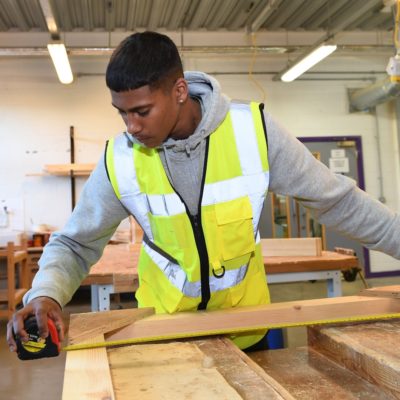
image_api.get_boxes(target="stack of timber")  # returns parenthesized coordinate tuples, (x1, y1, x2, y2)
(63, 286, 400, 399)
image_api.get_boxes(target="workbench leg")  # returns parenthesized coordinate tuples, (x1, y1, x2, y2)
(327, 271, 342, 297)
(91, 285, 100, 312)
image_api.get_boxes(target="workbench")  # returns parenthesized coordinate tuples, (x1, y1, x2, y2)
(83, 243, 359, 311)
(63, 287, 400, 399)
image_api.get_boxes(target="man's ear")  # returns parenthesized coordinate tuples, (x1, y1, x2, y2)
(174, 77, 189, 103)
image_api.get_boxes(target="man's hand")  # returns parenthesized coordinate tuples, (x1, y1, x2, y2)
(6, 297, 65, 352)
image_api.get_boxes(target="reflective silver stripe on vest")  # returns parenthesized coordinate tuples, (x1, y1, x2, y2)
(143, 241, 248, 297)
(147, 193, 186, 216)
(230, 103, 263, 175)
(112, 134, 154, 240)
(227, 103, 269, 233)
(202, 172, 269, 233)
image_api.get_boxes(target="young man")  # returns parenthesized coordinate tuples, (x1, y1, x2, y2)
(8, 31, 400, 350)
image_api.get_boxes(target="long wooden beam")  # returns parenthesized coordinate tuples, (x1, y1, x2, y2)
(104, 295, 400, 345)
(64, 287, 400, 350)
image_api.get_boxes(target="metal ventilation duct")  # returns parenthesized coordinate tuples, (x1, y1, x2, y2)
(350, 77, 400, 111)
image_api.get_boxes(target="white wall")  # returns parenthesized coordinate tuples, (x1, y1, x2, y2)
(0, 54, 399, 274)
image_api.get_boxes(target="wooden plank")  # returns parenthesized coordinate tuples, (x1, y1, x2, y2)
(195, 337, 293, 399)
(107, 341, 244, 400)
(265, 251, 358, 274)
(63, 334, 115, 400)
(68, 307, 154, 345)
(360, 285, 400, 299)
(105, 295, 400, 345)
(250, 346, 393, 400)
(308, 321, 400, 399)
(261, 238, 322, 257)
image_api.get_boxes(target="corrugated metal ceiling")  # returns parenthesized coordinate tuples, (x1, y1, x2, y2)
(0, 0, 394, 33)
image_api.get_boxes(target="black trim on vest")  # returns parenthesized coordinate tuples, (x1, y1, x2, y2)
(104, 140, 111, 182)
(143, 234, 179, 264)
(258, 103, 268, 151)
(193, 136, 211, 310)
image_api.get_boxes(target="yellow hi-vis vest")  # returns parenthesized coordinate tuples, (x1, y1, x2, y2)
(105, 101, 270, 349)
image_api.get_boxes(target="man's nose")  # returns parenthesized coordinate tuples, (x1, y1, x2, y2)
(126, 114, 141, 135)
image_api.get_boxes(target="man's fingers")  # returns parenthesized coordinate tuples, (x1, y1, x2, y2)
(6, 320, 17, 351)
(12, 310, 29, 342)
(50, 311, 65, 341)
(35, 310, 49, 339)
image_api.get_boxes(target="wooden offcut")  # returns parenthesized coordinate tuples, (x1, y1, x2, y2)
(67, 307, 154, 345)
(261, 238, 322, 257)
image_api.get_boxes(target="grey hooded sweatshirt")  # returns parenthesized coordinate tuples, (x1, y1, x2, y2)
(24, 71, 400, 307)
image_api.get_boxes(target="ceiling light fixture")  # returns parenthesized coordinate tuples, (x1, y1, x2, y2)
(280, 44, 337, 82)
(47, 42, 74, 84)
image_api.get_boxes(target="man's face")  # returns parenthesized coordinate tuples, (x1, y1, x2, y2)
(111, 84, 181, 148)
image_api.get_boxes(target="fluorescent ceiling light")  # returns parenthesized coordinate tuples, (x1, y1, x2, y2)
(47, 42, 74, 84)
(281, 44, 337, 82)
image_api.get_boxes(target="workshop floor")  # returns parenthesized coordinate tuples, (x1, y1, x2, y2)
(1, 276, 400, 400)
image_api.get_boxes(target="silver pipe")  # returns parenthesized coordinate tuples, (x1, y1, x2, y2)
(349, 77, 400, 111)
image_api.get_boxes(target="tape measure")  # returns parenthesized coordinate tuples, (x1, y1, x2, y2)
(13, 316, 61, 360)
(62, 311, 400, 352)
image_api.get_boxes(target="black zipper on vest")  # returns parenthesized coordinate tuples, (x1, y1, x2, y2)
(189, 213, 210, 310)
(165, 137, 211, 310)
(191, 136, 210, 310)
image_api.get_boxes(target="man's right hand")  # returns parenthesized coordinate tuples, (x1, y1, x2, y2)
(6, 296, 65, 352)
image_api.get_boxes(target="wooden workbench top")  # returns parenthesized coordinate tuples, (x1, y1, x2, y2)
(83, 243, 358, 284)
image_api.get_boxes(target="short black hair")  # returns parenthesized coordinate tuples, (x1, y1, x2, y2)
(106, 31, 183, 92)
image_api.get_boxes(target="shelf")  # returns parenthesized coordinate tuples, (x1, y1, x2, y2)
(26, 163, 96, 177)
(43, 163, 95, 176)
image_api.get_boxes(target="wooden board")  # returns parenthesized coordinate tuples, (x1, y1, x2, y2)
(195, 337, 294, 399)
(261, 238, 322, 257)
(308, 321, 400, 399)
(265, 250, 358, 274)
(105, 295, 400, 345)
(63, 334, 115, 400)
(250, 346, 393, 400)
(68, 307, 154, 345)
(107, 341, 244, 400)
(360, 285, 400, 299)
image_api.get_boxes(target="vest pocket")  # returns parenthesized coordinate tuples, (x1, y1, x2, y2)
(214, 196, 255, 262)
(148, 212, 191, 250)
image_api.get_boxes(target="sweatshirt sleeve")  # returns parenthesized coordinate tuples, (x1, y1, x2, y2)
(265, 112, 400, 260)
(23, 154, 130, 307)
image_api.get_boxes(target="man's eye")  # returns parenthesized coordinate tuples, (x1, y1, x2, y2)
(137, 110, 149, 117)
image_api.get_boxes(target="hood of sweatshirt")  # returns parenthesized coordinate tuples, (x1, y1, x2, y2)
(126, 71, 230, 153)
